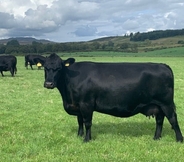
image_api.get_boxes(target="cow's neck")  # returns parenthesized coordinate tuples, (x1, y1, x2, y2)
(56, 72, 66, 100)
(57, 70, 72, 105)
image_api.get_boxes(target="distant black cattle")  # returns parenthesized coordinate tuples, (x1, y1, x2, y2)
(25, 54, 45, 70)
(43, 53, 183, 142)
(0, 55, 17, 77)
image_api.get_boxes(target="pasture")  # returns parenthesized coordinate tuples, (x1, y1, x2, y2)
(1, 55, 184, 161)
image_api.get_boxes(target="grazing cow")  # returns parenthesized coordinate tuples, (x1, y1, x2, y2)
(0, 55, 17, 77)
(25, 54, 45, 70)
(43, 53, 183, 142)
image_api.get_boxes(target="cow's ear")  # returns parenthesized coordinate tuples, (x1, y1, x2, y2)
(64, 58, 75, 67)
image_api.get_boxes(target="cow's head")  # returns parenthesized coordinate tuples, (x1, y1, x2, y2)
(44, 53, 75, 89)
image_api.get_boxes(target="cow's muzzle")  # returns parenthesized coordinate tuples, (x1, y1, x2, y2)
(44, 82, 55, 89)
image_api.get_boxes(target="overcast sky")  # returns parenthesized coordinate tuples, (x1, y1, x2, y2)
(0, 0, 184, 42)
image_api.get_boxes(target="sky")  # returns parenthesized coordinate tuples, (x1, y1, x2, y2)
(0, 0, 184, 43)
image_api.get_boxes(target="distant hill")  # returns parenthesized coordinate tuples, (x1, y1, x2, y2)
(1, 29, 184, 54)
(0, 37, 55, 45)
(88, 35, 184, 52)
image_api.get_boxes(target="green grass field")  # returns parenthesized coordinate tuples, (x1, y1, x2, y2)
(59, 46, 184, 57)
(1, 55, 184, 162)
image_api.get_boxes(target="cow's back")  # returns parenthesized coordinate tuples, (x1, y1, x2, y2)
(0, 55, 17, 65)
(68, 62, 173, 88)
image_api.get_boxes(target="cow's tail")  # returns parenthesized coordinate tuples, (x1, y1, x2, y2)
(25, 55, 29, 68)
(25, 60, 28, 68)
(164, 63, 176, 111)
(15, 66, 17, 74)
(14, 57, 17, 74)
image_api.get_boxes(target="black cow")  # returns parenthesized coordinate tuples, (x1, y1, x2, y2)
(43, 53, 183, 142)
(25, 54, 45, 70)
(0, 55, 17, 77)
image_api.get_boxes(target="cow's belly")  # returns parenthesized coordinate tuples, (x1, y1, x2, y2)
(94, 91, 138, 117)
(95, 105, 134, 117)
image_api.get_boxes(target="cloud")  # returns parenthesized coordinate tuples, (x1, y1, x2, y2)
(0, 0, 184, 42)
(0, 12, 16, 29)
(74, 25, 97, 37)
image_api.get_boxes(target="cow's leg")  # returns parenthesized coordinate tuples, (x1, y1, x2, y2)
(84, 119, 92, 142)
(25, 62, 28, 69)
(30, 64, 33, 70)
(80, 104, 93, 142)
(161, 104, 183, 142)
(77, 114, 84, 136)
(10, 68, 14, 77)
(0, 71, 4, 77)
(167, 112, 183, 142)
(154, 112, 165, 140)
(14, 66, 17, 74)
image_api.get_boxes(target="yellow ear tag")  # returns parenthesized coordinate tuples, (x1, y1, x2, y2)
(37, 63, 42, 67)
(65, 63, 70, 67)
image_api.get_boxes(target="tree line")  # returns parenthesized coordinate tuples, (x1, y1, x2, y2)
(0, 40, 139, 55)
(130, 29, 184, 41)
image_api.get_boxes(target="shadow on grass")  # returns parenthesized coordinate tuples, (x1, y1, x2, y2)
(0, 73, 24, 77)
(69, 120, 173, 140)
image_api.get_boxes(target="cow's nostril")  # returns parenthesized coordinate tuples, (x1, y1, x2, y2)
(44, 82, 55, 89)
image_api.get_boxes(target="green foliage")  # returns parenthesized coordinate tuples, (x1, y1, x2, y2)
(7, 40, 20, 46)
(1, 56, 184, 161)
(5, 40, 20, 54)
(130, 29, 184, 41)
(178, 40, 184, 44)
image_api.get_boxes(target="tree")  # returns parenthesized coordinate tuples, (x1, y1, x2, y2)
(108, 41, 114, 47)
(120, 43, 129, 49)
(0, 45, 6, 54)
(130, 33, 133, 38)
(5, 46, 18, 54)
(92, 42, 100, 50)
(7, 39, 20, 46)
(31, 41, 43, 53)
